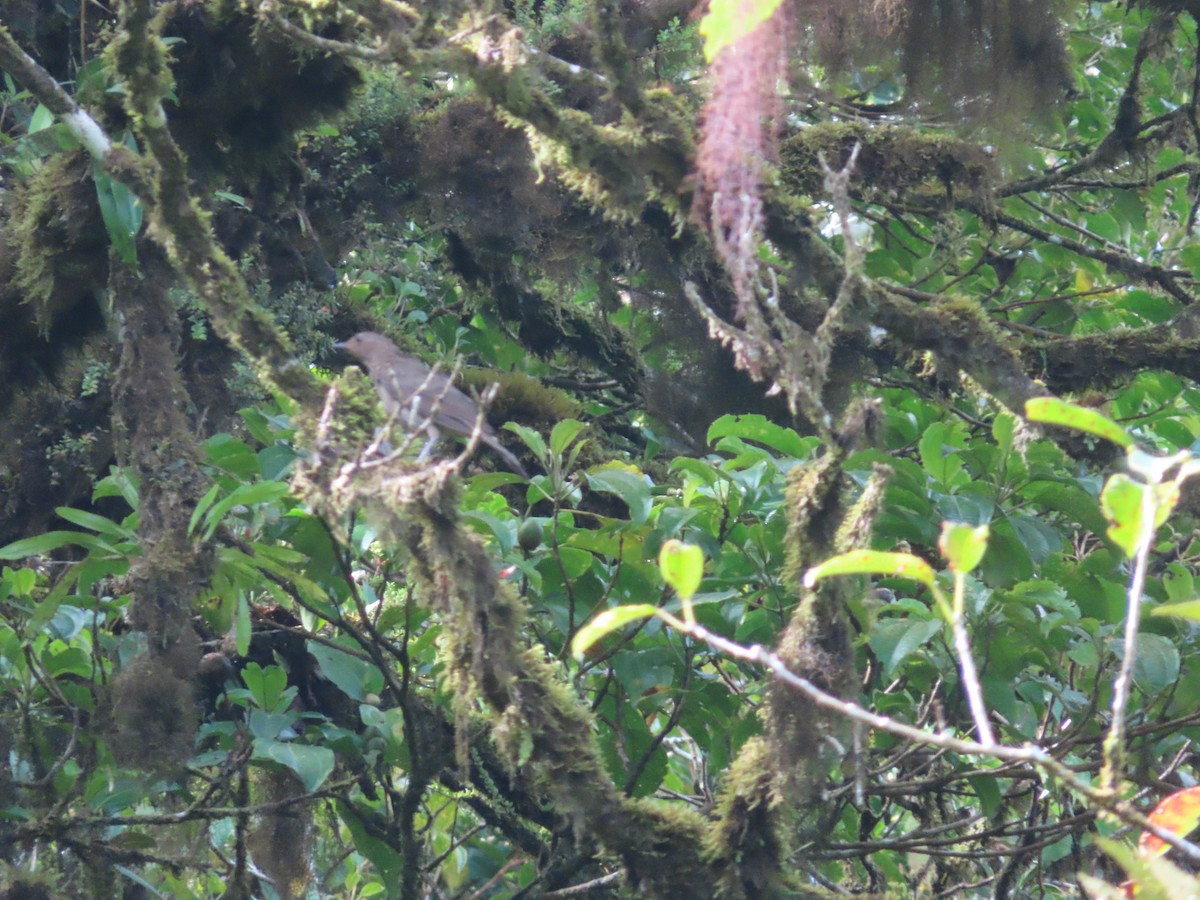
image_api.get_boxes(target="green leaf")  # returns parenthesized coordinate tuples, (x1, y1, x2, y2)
(93, 161, 142, 268)
(706, 414, 813, 458)
(1025, 397, 1132, 448)
(869, 617, 941, 676)
(28, 103, 54, 132)
(969, 774, 1003, 819)
(242, 662, 288, 711)
(658, 539, 704, 601)
(0, 530, 121, 559)
(1162, 565, 1194, 605)
(804, 550, 937, 590)
(309, 641, 383, 702)
(549, 419, 587, 456)
(248, 709, 297, 741)
(235, 594, 252, 658)
(938, 522, 989, 574)
(1100, 474, 1153, 557)
(919, 423, 965, 486)
(1152, 599, 1200, 622)
(54, 507, 135, 539)
(586, 467, 653, 526)
(554, 547, 594, 581)
(257, 740, 334, 792)
(992, 413, 1016, 454)
(572, 604, 661, 658)
(506, 422, 548, 460)
(338, 800, 404, 886)
(93, 467, 139, 507)
(612, 646, 674, 698)
(1129, 633, 1181, 691)
(200, 481, 291, 539)
(3, 566, 36, 597)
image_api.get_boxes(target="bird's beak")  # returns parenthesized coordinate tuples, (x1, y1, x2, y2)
(334, 340, 348, 350)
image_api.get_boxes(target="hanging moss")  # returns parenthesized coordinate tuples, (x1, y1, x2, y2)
(8, 152, 107, 336)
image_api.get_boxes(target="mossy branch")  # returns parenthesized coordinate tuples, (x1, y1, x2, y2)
(299, 420, 715, 896)
(106, 0, 324, 409)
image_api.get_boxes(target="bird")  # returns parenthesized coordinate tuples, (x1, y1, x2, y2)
(335, 331, 528, 477)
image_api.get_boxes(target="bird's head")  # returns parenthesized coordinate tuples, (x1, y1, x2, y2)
(334, 331, 394, 364)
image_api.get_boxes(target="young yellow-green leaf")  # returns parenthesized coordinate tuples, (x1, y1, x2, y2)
(1151, 599, 1200, 623)
(1025, 397, 1133, 448)
(804, 550, 936, 590)
(938, 522, 990, 574)
(1100, 474, 1171, 558)
(571, 604, 661, 658)
(699, 0, 786, 62)
(549, 419, 587, 456)
(235, 593, 252, 658)
(659, 539, 704, 601)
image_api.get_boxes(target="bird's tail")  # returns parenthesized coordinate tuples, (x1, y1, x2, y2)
(486, 437, 529, 478)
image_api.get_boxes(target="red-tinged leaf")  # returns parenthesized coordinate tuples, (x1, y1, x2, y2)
(1139, 786, 1200, 857)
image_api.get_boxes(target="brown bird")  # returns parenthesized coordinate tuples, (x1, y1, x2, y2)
(335, 331, 528, 477)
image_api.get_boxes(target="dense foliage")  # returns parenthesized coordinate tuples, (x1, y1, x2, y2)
(4, 1, 1200, 897)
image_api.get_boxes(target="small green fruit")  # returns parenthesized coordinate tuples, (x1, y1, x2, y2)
(517, 519, 544, 552)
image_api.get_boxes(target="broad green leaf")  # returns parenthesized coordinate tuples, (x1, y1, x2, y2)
(658, 539, 704, 601)
(1131, 633, 1181, 691)
(938, 522, 989, 574)
(93, 161, 142, 268)
(1025, 397, 1132, 448)
(338, 800, 404, 886)
(3, 566, 36, 597)
(993, 412, 1016, 454)
(572, 604, 661, 658)
(611, 645, 674, 698)
(1152, 599, 1200, 622)
(28, 103, 54, 132)
(242, 662, 288, 711)
(586, 467, 653, 526)
(804, 550, 937, 590)
(506, 422, 548, 459)
(1100, 474, 1155, 557)
(248, 709, 298, 741)
(546, 547, 590, 582)
(309, 641, 385, 703)
(201, 481, 291, 540)
(549, 419, 587, 456)
(869, 617, 941, 676)
(1163, 565, 1194, 605)
(257, 741, 334, 792)
(919, 423, 965, 486)
(969, 774, 1002, 819)
(707, 414, 813, 459)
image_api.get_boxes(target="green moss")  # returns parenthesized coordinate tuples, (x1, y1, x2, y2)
(10, 154, 106, 326)
(704, 736, 851, 897)
(780, 122, 996, 203)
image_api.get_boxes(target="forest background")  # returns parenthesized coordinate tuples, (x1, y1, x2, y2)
(3, 0, 1200, 897)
